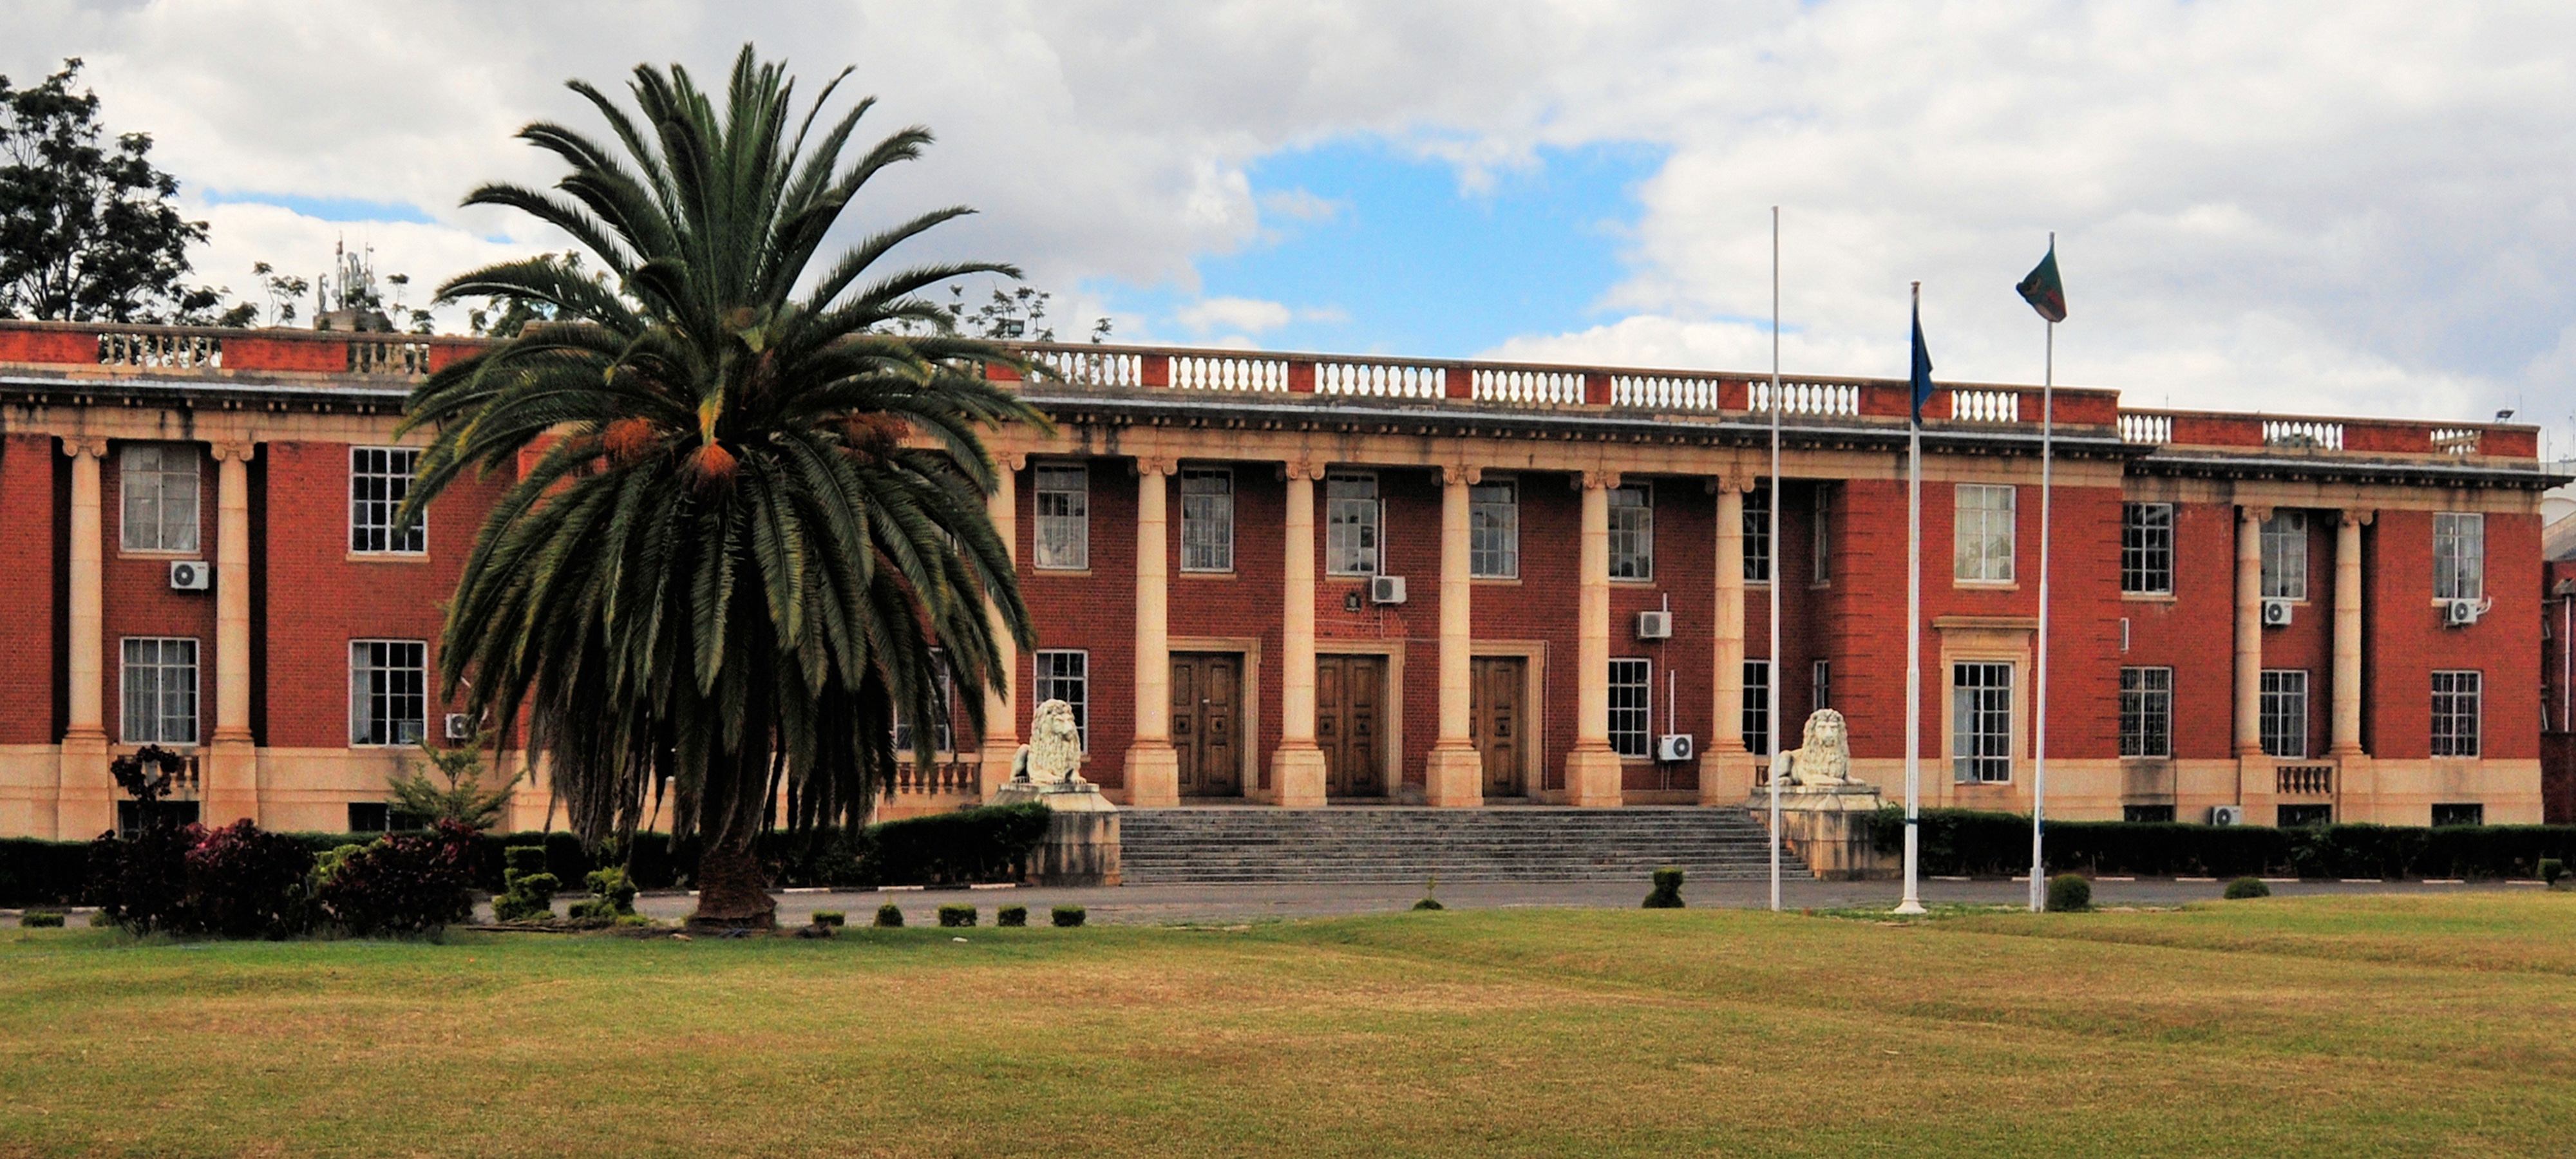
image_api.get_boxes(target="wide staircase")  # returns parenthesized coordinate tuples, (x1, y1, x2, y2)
(1119, 806, 1802, 885)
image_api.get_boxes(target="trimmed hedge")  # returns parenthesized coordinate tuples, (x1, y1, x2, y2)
(1871, 807, 2576, 879)
(0, 838, 95, 907)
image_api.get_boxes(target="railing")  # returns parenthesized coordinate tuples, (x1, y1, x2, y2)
(100, 331, 222, 369)
(1167, 352, 1289, 392)
(2263, 420, 2344, 450)
(1750, 379, 1863, 417)
(1611, 372, 1727, 411)
(1029, 347, 1146, 388)
(890, 760, 982, 798)
(1316, 359, 1444, 399)
(2276, 764, 2334, 796)
(347, 339, 433, 376)
(2429, 428, 2481, 456)
(2118, 412, 2172, 444)
(1950, 389, 2021, 423)
(1473, 366, 1587, 405)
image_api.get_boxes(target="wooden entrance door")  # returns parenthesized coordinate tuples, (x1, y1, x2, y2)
(1316, 654, 1386, 797)
(1471, 656, 1527, 796)
(1172, 652, 1241, 797)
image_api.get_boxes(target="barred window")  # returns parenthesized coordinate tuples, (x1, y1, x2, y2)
(350, 639, 427, 747)
(2121, 503, 2172, 595)
(120, 637, 198, 745)
(1953, 485, 2015, 582)
(893, 649, 955, 754)
(119, 443, 200, 552)
(1811, 659, 1832, 715)
(1179, 468, 1234, 572)
(1032, 464, 1089, 570)
(1812, 484, 1833, 584)
(1743, 482, 1771, 583)
(2119, 666, 2172, 758)
(2260, 511, 2307, 600)
(1609, 483, 1654, 580)
(1743, 659, 1774, 757)
(1034, 650, 1088, 751)
(2431, 670, 2481, 757)
(1952, 661, 2012, 782)
(1325, 473, 1380, 576)
(2259, 669, 2308, 759)
(350, 446, 426, 553)
(2434, 513, 2484, 601)
(1469, 480, 1519, 578)
(1607, 658, 1651, 758)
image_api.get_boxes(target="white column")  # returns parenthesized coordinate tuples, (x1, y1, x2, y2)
(55, 437, 109, 840)
(1123, 458, 1180, 807)
(2331, 510, 2368, 757)
(204, 442, 259, 825)
(1703, 477, 1749, 804)
(1564, 471, 1624, 807)
(2235, 506, 2266, 759)
(1425, 465, 1483, 806)
(976, 457, 1021, 800)
(1269, 463, 1328, 807)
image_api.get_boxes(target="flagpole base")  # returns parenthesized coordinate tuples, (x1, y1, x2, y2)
(1892, 899, 1927, 916)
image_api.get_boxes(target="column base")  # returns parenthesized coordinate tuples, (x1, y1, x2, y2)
(1562, 746, 1625, 808)
(1123, 744, 1180, 808)
(202, 739, 260, 828)
(1268, 744, 1328, 808)
(2234, 754, 2278, 825)
(56, 733, 110, 841)
(1697, 749, 1756, 806)
(1424, 744, 1484, 808)
(978, 740, 1022, 803)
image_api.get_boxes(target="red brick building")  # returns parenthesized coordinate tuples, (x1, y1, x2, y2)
(0, 319, 2561, 837)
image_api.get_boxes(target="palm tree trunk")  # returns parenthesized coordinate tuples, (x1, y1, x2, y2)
(687, 707, 779, 930)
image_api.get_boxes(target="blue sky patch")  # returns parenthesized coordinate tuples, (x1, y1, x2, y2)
(202, 191, 437, 225)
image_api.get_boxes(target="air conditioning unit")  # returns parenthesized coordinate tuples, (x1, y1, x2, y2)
(1636, 610, 1672, 639)
(1370, 575, 1407, 605)
(442, 713, 473, 741)
(168, 560, 211, 591)
(2442, 598, 2483, 628)
(2260, 598, 2293, 628)
(1655, 733, 1694, 762)
(2209, 804, 2245, 826)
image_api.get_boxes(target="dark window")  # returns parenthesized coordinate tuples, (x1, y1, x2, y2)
(117, 800, 200, 838)
(2430, 803, 2485, 827)
(2277, 804, 2333, 827)
(2123, 805, 2177, 824)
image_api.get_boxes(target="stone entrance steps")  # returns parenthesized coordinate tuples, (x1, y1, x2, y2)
(1120, 806, 1803, 885)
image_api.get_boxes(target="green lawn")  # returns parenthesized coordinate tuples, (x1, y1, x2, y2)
(4, 894, 2573, 1157)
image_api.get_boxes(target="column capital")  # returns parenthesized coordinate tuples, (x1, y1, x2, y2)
(1440, 464, 1482, 487)
(1282, 460, 1328, 482)
(1133, 456, 1179, 478)
(1707, 473, 1757, 495)
(209, 442, 258, 464)
(2240, 504, 2274, 524)
(2339, 508, 2375, 527)
(59, 435, 107, 459)
(1575, 469, 1621, 491)
(994, 450, 1027, 471)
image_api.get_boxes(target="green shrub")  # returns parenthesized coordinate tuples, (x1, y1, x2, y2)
(1051, 905, 1086, 928)
(864, 803, 1051, 887)
(582, 866, 638, 915)
(20, 910, 64, 928)
(2047, 873, 2092, 912)
(90, 820, 317, 938)
(0, 838, 93, 907)
(874, 903, 904, 928)
(1868, 808, 2576, 880)
(1642, 867, 1685, 909)
(996, 904, 1028, 927)
(1411, 898, 1445, 910)
(810, 910, 846, 927)
(491, 846, 560, 923)
(2541, 858, 2566, 885)
(937, 903, 977, 928)
(2224, 876, 2271, 900)
(317, 824, 478, 936)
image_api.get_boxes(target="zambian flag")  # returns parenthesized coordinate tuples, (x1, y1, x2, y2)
(2016, 243, 2067, 323)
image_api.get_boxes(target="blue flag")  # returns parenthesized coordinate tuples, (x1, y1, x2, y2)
(1910, 296, 1935, 425)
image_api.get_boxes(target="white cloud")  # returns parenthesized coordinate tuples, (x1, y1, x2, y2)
(1177, 297, 1294, 335)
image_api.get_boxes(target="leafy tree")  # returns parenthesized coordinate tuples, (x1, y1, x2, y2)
(386, 734, 520, 831)
(401, 46, 1045, 928)
(0, 59, 230, 324)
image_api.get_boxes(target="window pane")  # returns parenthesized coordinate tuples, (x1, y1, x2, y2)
(1741, 659, 1772, 756)
(1033, 464, 1089, 570)
(1470, 481, 1518, 578)
(351, 640, 428, 746)
(1954, 485, 2014, 581)
(1610, 484, 1654, 580)
(2434, 513, 2484, 601)
(1179, 468, 1234, 572)
(2121, 503, 2172, 595)
(1326, 473, 1379, 576)
(1608, 659, 1651, 757)
(121, 637, 198, 744)
(1739, 483, 1768, 583)
(1812, 485, 1833, 584)
(1034, 650, 1089, 751)
(120, 444, 200, 552)
(1951, 662, 2012, 782)
(2119, 666, 2172, 758)
(2259, 669, 2307, 759)
(350, 447, 424, 553)
(2260, 512, 2307, 600)
(2431, 670, 2481, 757)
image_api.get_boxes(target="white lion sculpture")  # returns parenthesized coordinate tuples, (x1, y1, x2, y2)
(1012, 699, 1087, 786)
(1774, 708, 1855, 787)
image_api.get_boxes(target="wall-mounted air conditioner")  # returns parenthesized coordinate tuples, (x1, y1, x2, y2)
(2260, 599, 2293, 628)
(1656, 734, 1694, 762)
(443, 713, 473, 741)
(2443, 598, 2483, 628)
(2210, 804, 2245, 825)
(1636, 610, 1672, 639)
(169, 561, 211, 591)
(1370, 576, 1407, 605)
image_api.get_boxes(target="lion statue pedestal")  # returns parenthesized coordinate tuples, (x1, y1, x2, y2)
(990, 699, 1121, 886)
(1745, 709, 1888, 880)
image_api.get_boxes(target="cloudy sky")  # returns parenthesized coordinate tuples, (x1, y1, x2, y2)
(10, 1, 2575, 458)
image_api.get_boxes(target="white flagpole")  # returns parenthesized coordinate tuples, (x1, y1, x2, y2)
(2029, 232, 2056, 913)
(1768, 205, 1783, 913)
(1896, 281, 1926, 916)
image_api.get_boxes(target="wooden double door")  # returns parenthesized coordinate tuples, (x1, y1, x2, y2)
(1173, 652, 1242, 797)
(1471, 656, 1528, 797)
(1316, 654, 1386, 798)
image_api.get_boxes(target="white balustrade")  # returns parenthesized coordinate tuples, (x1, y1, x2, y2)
(2118, 413, 2173, 444)
(2429, 428, 2481, 456)
(98, 332, 221, 370)
(1316, 360, 1443, 399)
(1473, 368, 1587, 405)
(347, 339, 433, 376)
(1747, 379, 1862, 417)
(1168, 353, 1289, 392)
(1611, 373, 1726, 411)
(2262, 420, 2344, 450)
(1030, 348, 1143, 388)
(1949, 389, 2021, 423)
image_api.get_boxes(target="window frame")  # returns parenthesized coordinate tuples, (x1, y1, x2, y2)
(1810, 659, 1832, 715)
(1739, 482, 1770, 583)
(1953, 484, 2016, 583)
(1178, 467, 1235, 574)
(1811, 484, 1833, 585)
(2430, 669, 2481, 758)
(1469, 478, 1519, 579)
(1609, 482, 1655, 581)
(119, 636, 200, 746)
(1951, 661, 2013, 783)
(2118, 666, 2173, 759)
(1031, 462, 1090, 571)
(2120, 502, 2173, 596)
(1325, 471, 1381, 577)
(1032, 650, 1090, 753)
(2260, 511, 2307, 600)
(1607, 658, 1651, 758)
(118, 443, 201, 554)
(349, 639, 429, 748)
(892, 648, 956, 755)
(2434, 513, 2485, 601)
(1743, 659, 1774, 757)
(2259, 668, 2309, 759)
(349, 446, 427, 554)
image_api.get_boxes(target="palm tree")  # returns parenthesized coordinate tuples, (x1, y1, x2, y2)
(399, 46, 1044, 927)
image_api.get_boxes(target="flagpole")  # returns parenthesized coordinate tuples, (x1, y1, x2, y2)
(1895, 281, 1926, 916)
(1768, 205, 1783, 914)
(2029, 232, 2056, 913)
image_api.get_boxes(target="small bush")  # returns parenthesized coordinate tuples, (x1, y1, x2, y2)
(2541, 858, 2566, 885)
(996, 904, 1027, 927)
(319, 823, 478, 936)
(1051, 905, 1086, 928)
(491, 846, 560, 923)
(184, 820, 319, 939)
(1411, 898, 1445, 910)
(810, 910, 846, 927)
(937, 903, 977, 928)
(1642, 866, 1685, 909)
(2224, 876, 2272, 900)
(578, 866, 637, 916)
(2047, 873, 2092, 912)
(873, 903, 904, 928)
(21, 910, 64, 928)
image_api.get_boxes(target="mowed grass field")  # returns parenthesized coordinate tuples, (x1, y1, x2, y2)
(4, 894, 2573, 1157)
